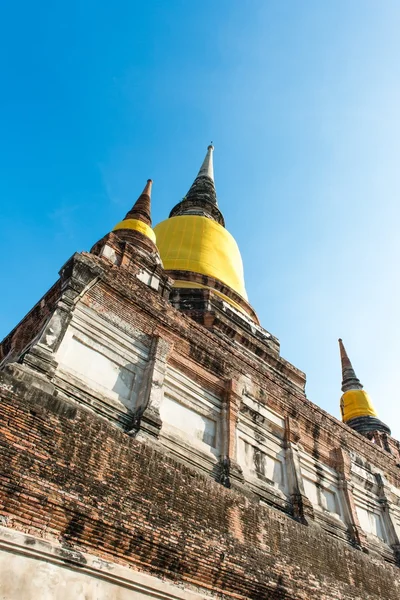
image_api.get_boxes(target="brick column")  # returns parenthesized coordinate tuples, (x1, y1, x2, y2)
(284, 417, 314, 524)
(130, 335, 173, 439)
(375, 473, 400, 563)
(334, 447, 368, 550)
(218, 378, 244, 488)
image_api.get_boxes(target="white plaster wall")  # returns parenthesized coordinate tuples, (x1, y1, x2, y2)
(392, 510, 400, 540)
(350, 457, 388, 543)
(55, 304, 150, 411)
(352, 492, 388, 542)
(389, 485, 400, 539)
(299, 452, 344, 520)
(58, 332, 136, 401)
(161, 395, 217, 448)
(240, 396, 285, 430)
(1, 553, 135, 600)
(323, 486, 340, 514)
(302, 477, 341, 516)
(136, 269, 160, 290)
(237, 435, 286, 491)
(0, 528, 210, 600)
(356, 505, 386, 541)
(161, 367, 221, 456)
(236, 399, 288, 496)
(302, 477, 319, 507)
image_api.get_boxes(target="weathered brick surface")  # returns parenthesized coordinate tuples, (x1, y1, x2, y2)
(80, 263, 400, 489)
(0, 281, 62, 364)
(2, 251, 400, 597)
(0, 375, 399, 600)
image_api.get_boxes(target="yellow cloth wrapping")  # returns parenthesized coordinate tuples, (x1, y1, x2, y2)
(341, 389, 378, 422)
(113, 219, 156, 243)
(154, 215, 248, 300)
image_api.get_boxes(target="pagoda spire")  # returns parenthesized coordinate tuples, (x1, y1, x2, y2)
(338, 338, 363, 392)
(90, 174, 169, 295)
(124, 179, 153, 227)
(90, 178, 159, 260)
(112, 178, 156, 244)
(338, 338, 390, 436)
(197, 143, 215, 181)
(169, 144, 224, 226)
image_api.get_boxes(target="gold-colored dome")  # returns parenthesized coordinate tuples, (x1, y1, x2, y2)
(154, 215, 248, 300)
(340, 389, 378, 422)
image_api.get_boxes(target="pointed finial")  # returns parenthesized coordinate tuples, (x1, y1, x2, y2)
(197, 144, 214, 181)
(168, 145, 224, 225)
(125, 179, 153, 226)
(338, 338, 363, 392)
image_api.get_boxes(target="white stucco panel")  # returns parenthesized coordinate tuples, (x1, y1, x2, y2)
(161, 394, 217, 448)
(55, 305, 151, 411)
(242, 396, 285, 429)
(0, 527, 210, 600)
(356, 505, 387, 541)
(160, 366, 221, 455)
(299, 451, 344, 520)
(59, 333, 136, 401)
(237, 436, 285, 489)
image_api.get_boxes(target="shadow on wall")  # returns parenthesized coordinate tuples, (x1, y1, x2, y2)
(268, 575, 291, 599)
(211, 556, 291, 600)
(112, 363, 138, 411)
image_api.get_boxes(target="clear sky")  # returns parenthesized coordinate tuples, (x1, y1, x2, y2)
(1, 1, 399, 437)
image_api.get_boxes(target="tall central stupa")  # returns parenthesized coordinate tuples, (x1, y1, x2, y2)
(154, 145, 259, 322)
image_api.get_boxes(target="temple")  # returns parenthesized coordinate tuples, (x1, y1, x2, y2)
(0, 146, 399, 599)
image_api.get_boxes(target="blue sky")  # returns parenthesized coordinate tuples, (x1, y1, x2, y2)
(1, 1, 400, 437)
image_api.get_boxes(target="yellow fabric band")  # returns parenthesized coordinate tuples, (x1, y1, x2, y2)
(341, 389, 378, 422)
(113, 219, 156, 243)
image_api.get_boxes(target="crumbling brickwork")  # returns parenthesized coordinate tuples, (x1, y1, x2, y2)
(1, 249, 400, 598)
(0, 280, 62, 366)
(0, 371, 399, 600)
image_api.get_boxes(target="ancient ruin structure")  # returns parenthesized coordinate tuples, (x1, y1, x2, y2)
(0, 146, 399, 599)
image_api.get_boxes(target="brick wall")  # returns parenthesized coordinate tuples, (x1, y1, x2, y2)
(0, 281, 62, 364)
(0, 371, 399, 600)
(82, 272, 400, 489)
